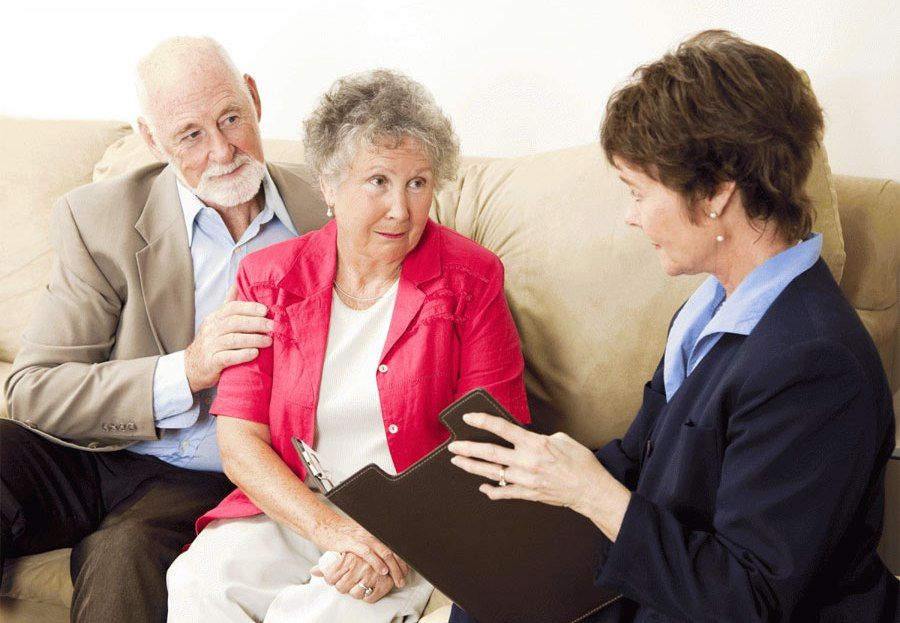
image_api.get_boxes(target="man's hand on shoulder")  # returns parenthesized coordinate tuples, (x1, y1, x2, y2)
(184, 285, 274, 393)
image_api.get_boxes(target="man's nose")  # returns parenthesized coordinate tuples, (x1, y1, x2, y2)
(208, 128, 235, 164)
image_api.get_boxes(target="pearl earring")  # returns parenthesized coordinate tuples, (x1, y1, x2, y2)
(709, 212, 718, 219)
(716, 234, 725, 242)
(326, 206, 334, 218)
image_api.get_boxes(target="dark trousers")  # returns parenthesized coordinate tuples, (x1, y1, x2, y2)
(0, 419, 233, 623)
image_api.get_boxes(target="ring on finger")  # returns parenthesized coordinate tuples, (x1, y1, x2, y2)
(498, 466, 508, 487)
(357, 582, 374, 597)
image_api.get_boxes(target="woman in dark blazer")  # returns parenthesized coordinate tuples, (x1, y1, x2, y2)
(448, 30, 898, 622)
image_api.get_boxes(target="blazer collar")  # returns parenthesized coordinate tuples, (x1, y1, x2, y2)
(134, 165, 183, 243)
(268, 162, 329, 237)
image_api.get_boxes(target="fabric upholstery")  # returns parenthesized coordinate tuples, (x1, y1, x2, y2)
(0, 117, 132, 363)
(833, 176, 899, 393)
(0, 361, 10, 418)
(0, 597, 69, 621)
(0, 548, 72, 606)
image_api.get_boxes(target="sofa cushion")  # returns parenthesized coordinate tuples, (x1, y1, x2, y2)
(0, 360, 10, 418)
(0, 549, 72, 607)
(833, 176, 898, 312)
(0, 117, 132, 363)
(432, 142, 844, 446)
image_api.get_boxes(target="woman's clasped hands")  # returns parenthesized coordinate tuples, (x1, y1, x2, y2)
(310, 515, 410, 604)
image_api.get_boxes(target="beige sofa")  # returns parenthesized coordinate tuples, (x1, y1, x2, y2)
(1, 115, 897, 622)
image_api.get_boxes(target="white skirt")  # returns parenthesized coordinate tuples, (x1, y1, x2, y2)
(167, 510, 433, 623)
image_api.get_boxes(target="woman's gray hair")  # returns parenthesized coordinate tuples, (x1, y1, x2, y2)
(303, 69, 459, 187)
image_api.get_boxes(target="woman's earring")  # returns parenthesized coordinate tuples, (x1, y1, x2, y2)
(326, 206, 334, 218)
(709, 212, 723, 241)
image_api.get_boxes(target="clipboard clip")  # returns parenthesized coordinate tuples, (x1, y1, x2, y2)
(291, 437, 335, 494)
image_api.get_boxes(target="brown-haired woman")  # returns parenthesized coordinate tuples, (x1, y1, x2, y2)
(448, 31, 898, 622)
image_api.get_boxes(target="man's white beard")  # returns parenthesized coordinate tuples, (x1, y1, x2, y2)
(188, 153, 266, 208)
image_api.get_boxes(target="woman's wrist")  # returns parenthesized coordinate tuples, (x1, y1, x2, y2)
(302, 502, 344, 547)
(572, 462, 631, 542)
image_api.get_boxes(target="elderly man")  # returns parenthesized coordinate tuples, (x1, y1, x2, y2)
(1, 37, 327, 622)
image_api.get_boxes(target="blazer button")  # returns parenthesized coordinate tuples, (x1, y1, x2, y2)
(378, 364, 389, 374)
(388, 424, 399, 434)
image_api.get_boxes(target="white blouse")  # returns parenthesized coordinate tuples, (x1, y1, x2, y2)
(312, 280, 400, 485)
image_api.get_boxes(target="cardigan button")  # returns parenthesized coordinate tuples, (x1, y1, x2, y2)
(378, 364, 389, 374)
(388, 424, 399, 434)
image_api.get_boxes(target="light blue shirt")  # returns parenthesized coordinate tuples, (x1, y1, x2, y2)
(663, 233, 823, 402)
(129, 170, 298, 471)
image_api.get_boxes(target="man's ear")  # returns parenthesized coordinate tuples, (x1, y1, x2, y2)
(245, 74, 262, 122)
(138, 118, 166, 162)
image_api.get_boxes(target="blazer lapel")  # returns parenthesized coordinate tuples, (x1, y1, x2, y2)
(134, 166, 195, 354)
(268, 162, 329, 235)
(380, 221, 442, 360)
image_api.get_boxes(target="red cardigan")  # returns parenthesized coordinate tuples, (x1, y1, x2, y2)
(198, 219, 529, 531)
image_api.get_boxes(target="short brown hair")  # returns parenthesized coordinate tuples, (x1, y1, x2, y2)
(600, 30, 824, 242)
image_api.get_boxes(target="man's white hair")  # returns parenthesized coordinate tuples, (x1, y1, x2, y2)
(135, 36, 250, 133)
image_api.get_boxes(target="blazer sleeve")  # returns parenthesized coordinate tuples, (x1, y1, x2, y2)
(209, 265, 274, 425)
(4, 197, 159, 442)
(596, 339, 886, 622)
(595, 356, 665, 490)
(453, 258, 530, 425)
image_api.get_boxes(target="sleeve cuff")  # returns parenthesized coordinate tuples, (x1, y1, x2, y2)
(595, 492, 652, 591)
(152, 351, 198, 426)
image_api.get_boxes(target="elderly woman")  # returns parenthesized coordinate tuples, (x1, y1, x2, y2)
(449, 31, 898, 622)
(166, 69, 529, 623)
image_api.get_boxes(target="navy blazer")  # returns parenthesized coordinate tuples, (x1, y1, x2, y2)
(592, 259, 898, 622)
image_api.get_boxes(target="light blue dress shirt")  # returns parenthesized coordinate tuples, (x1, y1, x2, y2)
(663, 233, 823, 401)
(129, 170, 298, 471)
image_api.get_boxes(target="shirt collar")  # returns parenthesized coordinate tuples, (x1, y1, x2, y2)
(176, 166, 297, 246)
(699, 233, 823, 339)
(663, 233, 822, 401)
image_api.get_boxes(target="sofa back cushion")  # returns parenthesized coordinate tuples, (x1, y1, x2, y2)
(832, 176, 899, 403)
(0, 117, 133, 364)
(94, 133, 844, 445)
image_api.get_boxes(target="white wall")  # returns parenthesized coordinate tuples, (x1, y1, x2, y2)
(3, 1, 898, 179)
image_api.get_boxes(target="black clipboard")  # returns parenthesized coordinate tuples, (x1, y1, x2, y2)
(318, 389, 622, 623)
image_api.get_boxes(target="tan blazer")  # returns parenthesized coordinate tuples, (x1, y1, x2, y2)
(4, 162, 328, 451)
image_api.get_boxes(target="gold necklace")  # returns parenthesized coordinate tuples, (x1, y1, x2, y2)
(332, 280, 391, 302)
